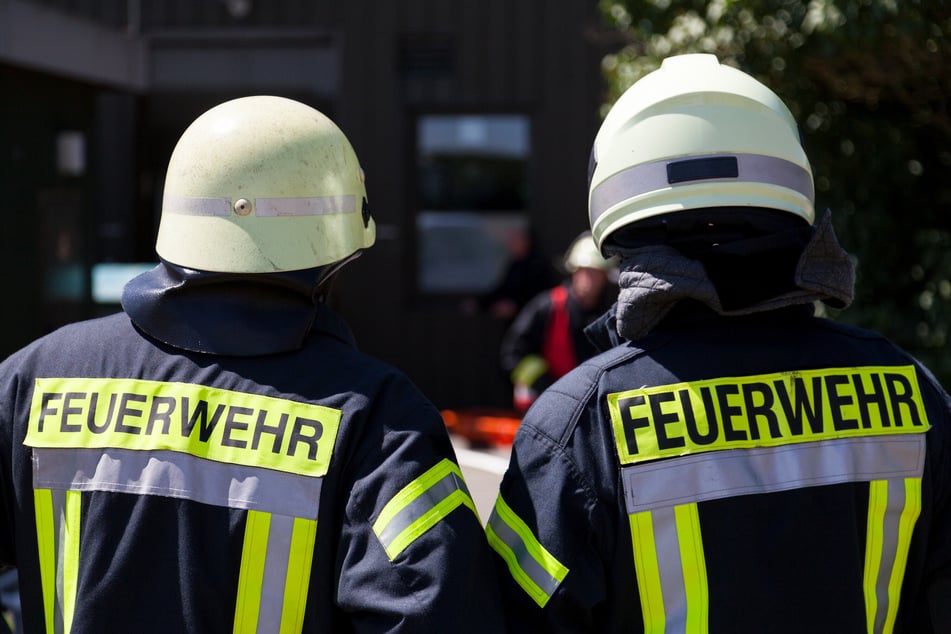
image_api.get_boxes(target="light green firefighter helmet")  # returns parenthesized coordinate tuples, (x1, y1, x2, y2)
(588, 54, 814, 252)
(563, 231, 614, 273)
(156, 95, 376, 273)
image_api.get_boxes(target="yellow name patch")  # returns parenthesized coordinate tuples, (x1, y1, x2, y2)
(608, 365, 930, 465)
(26, 377, 342, 477)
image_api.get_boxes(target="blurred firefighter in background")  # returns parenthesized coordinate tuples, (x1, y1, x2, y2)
(500, 231, 616, 412)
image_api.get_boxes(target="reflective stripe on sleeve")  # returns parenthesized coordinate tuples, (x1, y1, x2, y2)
(865, 477, 922, 634)
(234, 511, 318, 634)
(372, 458, 479, 560)
(485, 495, 568, 608)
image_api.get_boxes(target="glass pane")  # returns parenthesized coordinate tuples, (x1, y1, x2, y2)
(416, 114, 530, 293)
(417, 212, 528, 294)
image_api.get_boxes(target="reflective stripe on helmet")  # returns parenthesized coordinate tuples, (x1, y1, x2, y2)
(589, 153, 814, 228)
(163, 194, 358, 217)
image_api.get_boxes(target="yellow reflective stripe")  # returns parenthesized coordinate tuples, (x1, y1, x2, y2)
(26, 377, 342, 478)
(630, 511, 665, 633)
(234, 510, 271, 634)
(865, 480, 887, 633)
(609, 365, 929, 465)
(886, 478, 921, 631)
(373, 459, 478, 560)
(486, 495, 568, 608)
(864, 478, 922, 634)
(675, 504, 708, 633)
(511, 354, 548, 386)
(630, 505, 709, 632)
(279, 517, 318, 634)
(885, 478, 921, 632)
(62, 491, 82, 633)
(34, 489, 57, 634)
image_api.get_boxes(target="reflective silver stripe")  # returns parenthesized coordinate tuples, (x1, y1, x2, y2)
(51, 489, 67, 634)
(487, 506, 563, 601)
(161, 194, 356, 217)
(32, 447, 322, 519)
(258, 514, 294, 632)
(162, 194, 232, 216)
(621, 436, 926, 514)
(875, 479, 905, 633)
(255, 195, 355, 216)
(375, 470, 470, 551)
(589, 153, 814, 224)
(652, 506, 687, 634)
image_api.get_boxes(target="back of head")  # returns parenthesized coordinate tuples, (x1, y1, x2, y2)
(588, 54, 814, 253)
(157, 95, 376, 273)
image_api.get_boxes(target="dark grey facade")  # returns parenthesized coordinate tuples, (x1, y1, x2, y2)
(0, 0, 608, 410)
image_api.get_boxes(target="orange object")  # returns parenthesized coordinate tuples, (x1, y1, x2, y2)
(441, 408, 522, 447)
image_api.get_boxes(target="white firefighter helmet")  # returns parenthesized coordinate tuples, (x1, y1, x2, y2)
(156, 95, 376, 273)
(563, 231, 614, 273)
(588, 53, 814, 251)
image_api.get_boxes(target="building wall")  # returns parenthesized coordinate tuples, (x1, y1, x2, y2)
(0, 0, 609, 410)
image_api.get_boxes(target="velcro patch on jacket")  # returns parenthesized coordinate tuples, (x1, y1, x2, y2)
(608, 365, 929, 465)
(26, 377, 342, 477)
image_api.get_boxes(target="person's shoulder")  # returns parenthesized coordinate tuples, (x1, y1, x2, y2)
(0, 313, 136, 382)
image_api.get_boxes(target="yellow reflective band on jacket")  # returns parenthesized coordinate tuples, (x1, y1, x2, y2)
(234, 511, 318, 634)
(618, 436, 926, 632)
(26, 377, 342, 477)
(608, 365, 928, 465)
(486, 495, 568, 608)
(33, 488, 82, 634)
(372, 459, 478, 560)
(865, 478, 922, 634)
(511, 354, 548, 387)
(630, 504, 708, 633)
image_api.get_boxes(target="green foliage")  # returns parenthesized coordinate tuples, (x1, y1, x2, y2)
(598, 0, 951, 385)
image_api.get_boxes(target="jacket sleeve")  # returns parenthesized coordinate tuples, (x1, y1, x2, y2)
(335, 388, 505, 633)
(918, 368, 951, 631)
(486, 388, 627, 632)
(499, 291, 552, 378)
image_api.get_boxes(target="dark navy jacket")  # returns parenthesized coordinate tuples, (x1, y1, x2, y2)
(0, 302, 503, 633)
(488, 304, 951, 632)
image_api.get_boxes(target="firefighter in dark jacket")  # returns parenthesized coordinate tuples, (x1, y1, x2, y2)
(500, 232, 616, 412)
(0, 96, 504, 633)
(487, 54, 951, 632)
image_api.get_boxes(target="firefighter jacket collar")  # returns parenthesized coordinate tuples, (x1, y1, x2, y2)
(612, 210, 854, 341)
(120, 261, 353, 356)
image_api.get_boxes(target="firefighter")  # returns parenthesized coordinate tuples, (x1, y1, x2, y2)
(500, 232, 616, 412)
(487, 54, 951, 631)
(0, 96, 503, 633)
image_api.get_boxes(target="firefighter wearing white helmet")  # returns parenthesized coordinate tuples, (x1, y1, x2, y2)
(156, 95, 375, 274)
(0, 96, 504, 632)
(489, 55, 951, 632)
(500, 231, 617, 413)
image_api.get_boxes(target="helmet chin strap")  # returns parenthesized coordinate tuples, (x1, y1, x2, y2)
(314, 250, 363, 303)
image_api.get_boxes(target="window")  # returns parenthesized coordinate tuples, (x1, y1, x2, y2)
(415, 114, 530, 294)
